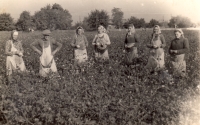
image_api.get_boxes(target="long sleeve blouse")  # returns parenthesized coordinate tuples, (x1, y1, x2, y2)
(71, 34, 88, 49)
(124, 33, 139, 49)
(169, 37, 189, 55)
(92, 33, 111, 45)
(5, 40, 24, 56)
(147, 34, 166, 48)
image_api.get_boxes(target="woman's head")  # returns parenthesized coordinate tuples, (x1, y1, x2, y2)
(11, 30, 18, 41)
(42, 29, 51, 40)
(98, 25, 106, 34)
(153, 25, 161, 34)
(76, 26, 84, 35)
(128, 24, 135, 34)
(174, 29, 184, 38)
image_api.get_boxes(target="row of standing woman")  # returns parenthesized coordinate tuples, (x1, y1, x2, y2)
(5, 24, 189, 78)
(124, 24, 189, 77)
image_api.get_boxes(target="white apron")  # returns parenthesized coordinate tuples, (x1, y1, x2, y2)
(74, 49, 88, 64)
(94, 35, 109, 60)
(6, 41, 26, 75)
(39, 42, 57, 77)
(74, 36, 88, 64)
(146, 36, 165, 71)
(170, 54, 186, 76)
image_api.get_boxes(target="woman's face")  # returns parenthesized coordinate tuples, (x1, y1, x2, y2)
(128, 26, 134, 33)
(12, 34, 18, 41)
(44, 35, 50, 40)
(77, 29, 82, 35)
(175, 31, 182, 38)
(153, 27, 159, 34)
(98, 27, 103, 34)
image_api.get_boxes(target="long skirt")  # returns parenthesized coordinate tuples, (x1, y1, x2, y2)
(124, 47, 138, 65)
(94, 49, 109, 61)
(74, 49, 88, 65)
(6, 55, 26, 75)
(146, 52, 165, 72)
(170, 54, 186, 77)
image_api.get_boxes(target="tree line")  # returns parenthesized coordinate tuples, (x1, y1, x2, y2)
(0, 3, 196, 31)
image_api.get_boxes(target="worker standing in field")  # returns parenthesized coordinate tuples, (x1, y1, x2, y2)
(169, 29, 189, 77)
(146, 25, 166, 74)
(30, 30, 62, 77)
(123, 24, 140, 65)
(71, 26, 88, 73)
(5, 30, 26, 76)
(92, 25, 111, 61)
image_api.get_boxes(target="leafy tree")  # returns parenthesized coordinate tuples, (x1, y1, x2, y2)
(138, 18, 146, 28)
(87, 9, 109, 30)
(111, 8, 124, 29)
(82, 17, 90, 30)
(123, 21, 129, 29)
(16, 11, 35, 31)
(160, 21, 169, 28)
(128, 16, 139, 28)
(0, 13, 15, 31)
(168, 15, 192, 28)
(33, 4, 72, 30)
(197, 22, 200, 27)
(52, 3, 63, 11)
(72, 17, 91, 31)
(125, 16, 146, 28)
(148, 19, 160, 28)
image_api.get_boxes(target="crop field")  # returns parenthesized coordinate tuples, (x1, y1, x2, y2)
(0, 29, 200, 125)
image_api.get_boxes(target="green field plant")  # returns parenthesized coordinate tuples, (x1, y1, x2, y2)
(0, 29, 199, 125)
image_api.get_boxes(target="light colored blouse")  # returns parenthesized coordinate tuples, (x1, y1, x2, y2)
(71, 34, 88, 50)
(92, 33, 111, 45)
(5, 40, 23, 56)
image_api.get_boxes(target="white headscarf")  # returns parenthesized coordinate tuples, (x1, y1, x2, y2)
(174, 28, 184, 37)
(10, 30, 19, 40)
(128, 24, 135, 35)
(153, 25, 161, 34)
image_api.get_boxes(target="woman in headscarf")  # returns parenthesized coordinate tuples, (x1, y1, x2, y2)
(169, 29, 189, 77)
(146, 25, 166, 74)
(30, 29, 62, 77)
(5, 30, 26, 76)
(123, 24, 140, 65)
(92, 25, 111, 61)
(71, 26, 88, 73)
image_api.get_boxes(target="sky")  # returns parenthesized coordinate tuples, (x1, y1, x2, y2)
(0, 0, 200, 25)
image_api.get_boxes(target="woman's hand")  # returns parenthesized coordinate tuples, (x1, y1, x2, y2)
(153, 45, 158, 49)
(16, 51, 23, 56)
(76, 45, 80, 48)
(170, 50, 178, 54)
(10, 51, 16, 56)
(37, 50, 42, 55)
(52, 50, 58, 56)
(13, 51, 20, 56)
(96, 42, 100, 46)
(125, 43, 134, 48)
(18, 52, 23, 57)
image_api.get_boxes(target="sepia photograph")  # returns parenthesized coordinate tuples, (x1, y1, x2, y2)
(0, 0, 200, 124)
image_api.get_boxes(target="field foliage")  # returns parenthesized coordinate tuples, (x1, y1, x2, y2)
(0, 30, 199, 125)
